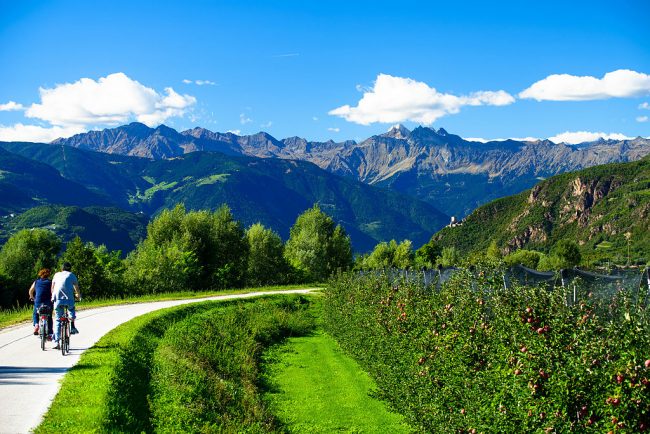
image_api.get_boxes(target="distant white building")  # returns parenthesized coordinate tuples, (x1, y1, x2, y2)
(446, 216, 463, 228)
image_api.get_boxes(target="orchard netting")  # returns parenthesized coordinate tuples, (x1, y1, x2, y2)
(365, 266, 650, 305)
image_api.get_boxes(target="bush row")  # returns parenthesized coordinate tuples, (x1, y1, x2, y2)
(323, 268, 650, 433)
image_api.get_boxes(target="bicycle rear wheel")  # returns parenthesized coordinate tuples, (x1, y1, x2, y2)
(40, 317, 46, 351)
(60, 322, 66, 356)
(64, 322, 70, 354)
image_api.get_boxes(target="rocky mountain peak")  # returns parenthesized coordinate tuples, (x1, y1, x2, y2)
(383, 124, 411, 139)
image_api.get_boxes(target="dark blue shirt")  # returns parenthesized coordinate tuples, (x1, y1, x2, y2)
(34, 278, 52, 306)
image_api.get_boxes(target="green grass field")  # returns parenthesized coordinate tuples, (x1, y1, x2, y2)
(263, 330, 411, 433)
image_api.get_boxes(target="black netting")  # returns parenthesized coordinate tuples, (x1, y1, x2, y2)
(357, 267, 650, 303)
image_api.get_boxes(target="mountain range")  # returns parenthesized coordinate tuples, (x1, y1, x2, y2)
(53, 123, 650, 217)
(0, 141, 448, 252)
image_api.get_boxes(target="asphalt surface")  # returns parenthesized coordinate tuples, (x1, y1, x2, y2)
(0, 289, 315, 433)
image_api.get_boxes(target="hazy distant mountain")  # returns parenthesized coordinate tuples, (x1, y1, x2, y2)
(0, 142, 448, 252)
(51, 123, 650, 217)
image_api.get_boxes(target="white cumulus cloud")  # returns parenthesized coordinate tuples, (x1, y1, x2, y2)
(0, 73, 196, 142)
(239, 113, 252, 125)
(260, 121, 272, 128)
(328, 127, 340, 132)
(640, 102, 650, 110)
(519, 69, 650, 101)
(226, 129, 241, 135)
(25, 72, 196, 128)
(183, 79, 216, 86)
(637, 116, 649, 123)
(329, 73, 514, 125)
(548, 131, 633, 144)
(0, 123, 85, 142)
(0, 101, 25, 111)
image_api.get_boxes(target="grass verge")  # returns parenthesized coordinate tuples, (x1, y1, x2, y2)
(0, 283, 322, 329)
(263, 330, 411, 432)
(36, 294, 316, 432)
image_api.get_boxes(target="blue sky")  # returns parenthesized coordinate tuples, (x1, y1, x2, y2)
(0, 0, 649, 143)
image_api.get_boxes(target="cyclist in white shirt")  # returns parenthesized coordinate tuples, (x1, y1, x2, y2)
(51, 262, 81, 348)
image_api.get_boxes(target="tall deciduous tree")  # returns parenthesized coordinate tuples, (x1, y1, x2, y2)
(124, 204, 248, 293)
(60, 237, 110, 299)
(285, 205, 352, 281)
(0, 229, 61, 307)
(246, 223, 289, 286)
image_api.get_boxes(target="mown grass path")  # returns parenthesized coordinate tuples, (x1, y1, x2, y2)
(263, 330, 411, 433)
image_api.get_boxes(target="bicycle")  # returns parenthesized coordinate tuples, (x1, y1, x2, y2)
(57, 306, 71, 355)
(37, 304, 52, 351)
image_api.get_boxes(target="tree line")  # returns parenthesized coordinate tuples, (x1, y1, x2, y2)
(0, 204, 352, 308)
(355, 237, 582, 271)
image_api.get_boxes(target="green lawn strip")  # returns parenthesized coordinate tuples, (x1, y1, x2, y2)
(262, 330, 412, 433)
(0, 283, 323, 329)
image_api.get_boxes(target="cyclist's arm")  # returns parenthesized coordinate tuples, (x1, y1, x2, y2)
(50, 278, 56, 302)
(28, 282, 35, 301)
(73, 282, 81, 300)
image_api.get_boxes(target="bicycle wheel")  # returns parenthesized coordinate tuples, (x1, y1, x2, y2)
(64, 322, 70, 354)
(40, 317, 46, 351)
(60, 322, 66, 356)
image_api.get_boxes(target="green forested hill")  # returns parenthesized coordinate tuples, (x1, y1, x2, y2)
(0, 145, 111, 213)
(433, 156, 650, 265)
(0, 142, 448, 252)
(0, 206, 148, 253)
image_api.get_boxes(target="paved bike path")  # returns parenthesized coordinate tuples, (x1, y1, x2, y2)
(0, 289, 316, 434)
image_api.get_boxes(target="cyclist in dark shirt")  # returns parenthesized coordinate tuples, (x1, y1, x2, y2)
(28, 268, 53, 337)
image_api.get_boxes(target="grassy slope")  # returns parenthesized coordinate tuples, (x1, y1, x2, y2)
(433, 156, 650, 264)
(263, 330, 411, 433)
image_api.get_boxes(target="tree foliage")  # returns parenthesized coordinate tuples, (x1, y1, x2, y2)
(359, 240, 414, 270)
(246, 223, 290, 286)
(284, 205, 352, 281)
(124, 204, 248, 293)
(415, 237, 442, 269)
(60, 237, 115, 299)
(0, 229, 61, 307)
(504, 249, 543, 269)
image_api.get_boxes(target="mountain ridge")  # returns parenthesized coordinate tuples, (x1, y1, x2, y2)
(50, 123, 650, 217)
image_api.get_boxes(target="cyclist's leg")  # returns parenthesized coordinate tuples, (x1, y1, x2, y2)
(47, 309, 53, 338)
(53, 304, 63, 342)
(33, 305, 39, 334)
(69, 304, 78, 333)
